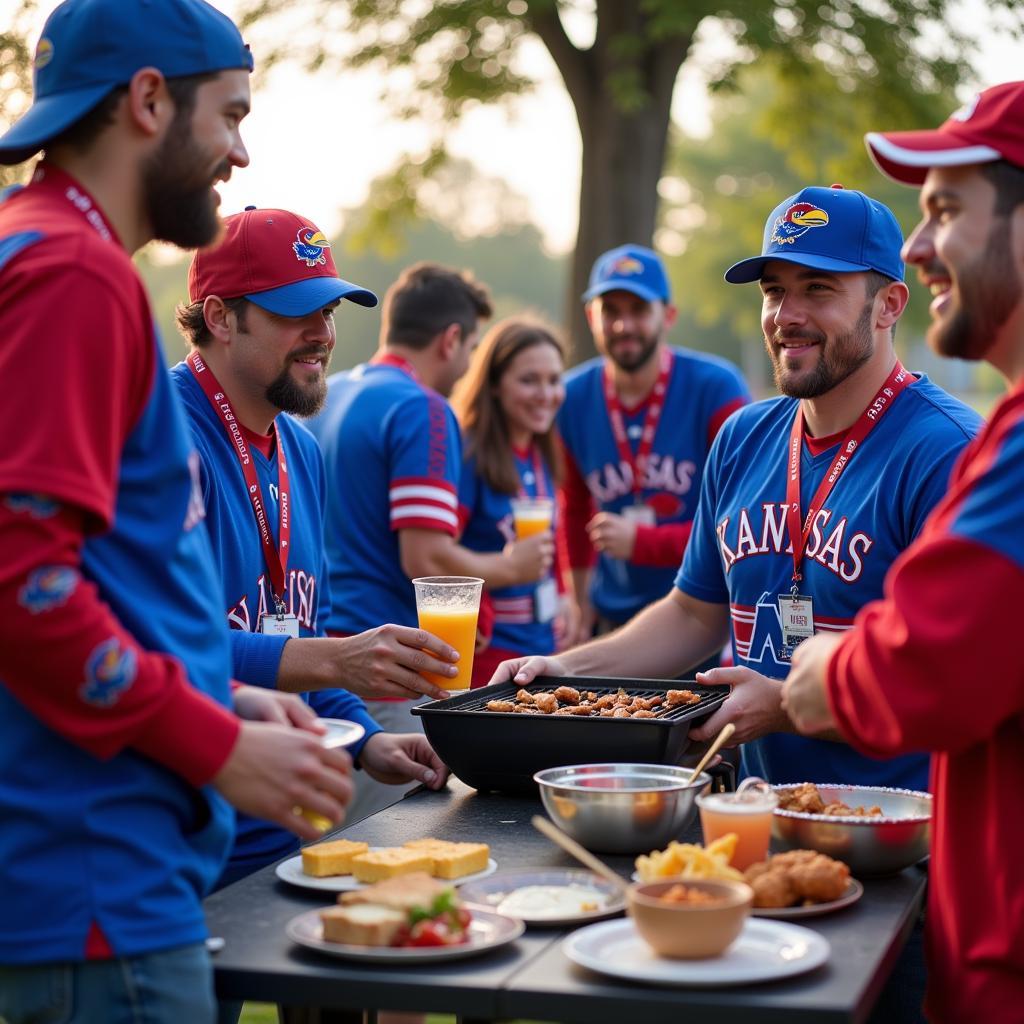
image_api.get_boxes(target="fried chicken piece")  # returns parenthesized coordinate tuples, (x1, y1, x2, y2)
(512, 704, 540, 714)
(599, 708, 616, 717)
(565, 704, 593, 716)
(585, 691, 597, 701)
(748, 868, 797, 909)
(515, 688, 535, 704)
(533, 693, 558, 714)
(647, 695, 664, 708)
(612, 707, 631, 718)
(743, 860, 774, 882)
(554, 706, 575, 715)
(553, 685, 581, 705)
(665, 689, 700, 706)
(485, 700, 515, 713)
(778, 783, 826, 814)
(769, 850, 819, 869)
(632, 709, 655, 718)
(594, 694, 617, 710)
(789, 854, 850, 903)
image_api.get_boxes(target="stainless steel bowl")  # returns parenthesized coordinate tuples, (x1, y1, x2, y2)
(771, 784, 932, 876)
(534, 763, 711, 855)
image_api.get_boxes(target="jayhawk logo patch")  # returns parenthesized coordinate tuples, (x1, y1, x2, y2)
(770, 203, 829, 246)
(293, 228, 331, 267)
(80, 638, 137, 707)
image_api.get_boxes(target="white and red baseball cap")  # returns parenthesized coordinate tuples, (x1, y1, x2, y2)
(865, 81, 1024, 186)
(189, 207, 377, 316)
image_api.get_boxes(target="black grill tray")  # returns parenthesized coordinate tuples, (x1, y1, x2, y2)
(412, 675, 728, 793)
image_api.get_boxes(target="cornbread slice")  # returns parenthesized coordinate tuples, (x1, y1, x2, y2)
(320, 903, 405, 946)
(350, 847, 433, 882)
(301, 839, 370, 878)
(402, 838, 490, 879)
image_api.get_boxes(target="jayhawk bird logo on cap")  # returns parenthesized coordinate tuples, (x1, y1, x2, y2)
(293, 228, 330, 267)
(770, 203, 829, 247)
(610, 256, 645, 275)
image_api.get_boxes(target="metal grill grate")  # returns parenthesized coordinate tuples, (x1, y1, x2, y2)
(438, 682, 720, 721)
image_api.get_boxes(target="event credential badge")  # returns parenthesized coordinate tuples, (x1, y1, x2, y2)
(777, 593, 814, 660)
(260, 612, 300, 638)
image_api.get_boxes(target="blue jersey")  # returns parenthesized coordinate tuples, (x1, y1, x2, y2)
(0, 169, 234, 962)
(559, 346, 750, 623)
(676, 376, 982, 789)
(308, 359, 462, 631)
(173, 365, 381, 873)
(457, 445, 557, 655)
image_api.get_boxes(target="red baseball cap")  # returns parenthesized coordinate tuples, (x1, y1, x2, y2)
(865, 81, 1024, 186)
(188, 207, 377, 316)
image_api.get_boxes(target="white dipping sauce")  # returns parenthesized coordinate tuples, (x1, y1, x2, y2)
(496, 884, 607, 919)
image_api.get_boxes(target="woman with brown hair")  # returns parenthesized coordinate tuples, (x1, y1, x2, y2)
(450, 316, 574, 685)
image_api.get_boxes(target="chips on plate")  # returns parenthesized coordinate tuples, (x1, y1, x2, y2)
(634, 833, 743, 882)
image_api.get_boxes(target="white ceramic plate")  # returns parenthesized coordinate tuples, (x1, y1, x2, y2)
(286, 906, 523, 963)
(275, 851, 498, 893)
(752, 878, 864, 919)
(459, 869, 627, 926)
(563, 917, 829, 987)
(319, 719, 365, 749)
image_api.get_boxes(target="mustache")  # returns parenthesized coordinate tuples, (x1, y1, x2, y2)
(916, 259, 948, 284)
(291, 346, 331, 362)
(769, 328, 826, 346)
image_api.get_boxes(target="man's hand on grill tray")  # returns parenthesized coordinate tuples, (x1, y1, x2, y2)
(688, 667, 794, 745)
(487, 654, 570, 686)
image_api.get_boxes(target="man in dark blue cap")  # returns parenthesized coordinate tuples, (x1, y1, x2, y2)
(499, 187, 977, 790)
(556, 243, 750, 642)
(0, 3, 355, 1022)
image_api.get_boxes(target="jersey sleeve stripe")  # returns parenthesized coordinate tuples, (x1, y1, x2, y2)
(390, 504, 459, 530)
(390, 483, 457, 509)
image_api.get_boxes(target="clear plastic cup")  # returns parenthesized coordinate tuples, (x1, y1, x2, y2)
(412, 576, 484, 691)
(696, 778, 779, 870)
(509, 497, 554, 539)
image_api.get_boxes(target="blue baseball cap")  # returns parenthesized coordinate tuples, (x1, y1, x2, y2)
(583, 244, 671, 304)
(0, 0, 253, 166)
(724, 185, 905, 284)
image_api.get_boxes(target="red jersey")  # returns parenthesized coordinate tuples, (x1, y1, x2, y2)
(825, 382, 1024, 1023)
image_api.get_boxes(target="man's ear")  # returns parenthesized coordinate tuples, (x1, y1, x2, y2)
(436, 322, 463, 360)
(662, 302, 679, 331)
(876, 281, 910, 330)
(203, 295, 233, 345)
(125, 67, 173, 139)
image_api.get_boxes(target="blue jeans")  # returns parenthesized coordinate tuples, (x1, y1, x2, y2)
(0, 942, 215, 1024)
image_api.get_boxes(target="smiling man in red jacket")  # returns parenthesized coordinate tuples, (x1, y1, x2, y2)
(783, 81, 1024, 1024)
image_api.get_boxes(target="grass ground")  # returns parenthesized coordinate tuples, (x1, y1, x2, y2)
(239, 1009, 470, 1024)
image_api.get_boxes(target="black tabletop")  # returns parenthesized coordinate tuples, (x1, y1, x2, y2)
(204, 780, 925, 1022)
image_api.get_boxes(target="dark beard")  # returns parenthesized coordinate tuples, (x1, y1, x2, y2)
(770, 302, 874, 399)
(142, 111, 226, 249)
(930, 216, 1020, 361)
(266, 363, 328, 418)
(606, 333, 659, 373)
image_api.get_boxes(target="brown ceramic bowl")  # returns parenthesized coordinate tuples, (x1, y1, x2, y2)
(627, 878, 753, 959)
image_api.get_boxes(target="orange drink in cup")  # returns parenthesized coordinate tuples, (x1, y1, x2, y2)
(412, 576, 483, 691)
(696, 781, 779, 871)
(510, 497, 554, 540)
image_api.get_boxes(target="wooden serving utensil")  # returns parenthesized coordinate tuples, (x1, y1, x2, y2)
(531, 814, 630, 896)
(686, 721, 736, 785)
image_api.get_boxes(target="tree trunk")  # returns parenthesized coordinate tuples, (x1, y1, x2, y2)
(546, 7, 691, 364)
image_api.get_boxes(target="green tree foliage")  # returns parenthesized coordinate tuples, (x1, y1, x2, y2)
(236, 0, 1023, 360)
(0, 1, 37, 190)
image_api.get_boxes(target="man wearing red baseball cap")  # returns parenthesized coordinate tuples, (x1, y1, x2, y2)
(173, 207, 454, 889)
(784, 81, 1024, 1023)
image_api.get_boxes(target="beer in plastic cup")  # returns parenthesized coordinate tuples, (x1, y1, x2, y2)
(412, 576, 484, 691)
(696, 780, 779, 870)
(510, 497, 554, 540)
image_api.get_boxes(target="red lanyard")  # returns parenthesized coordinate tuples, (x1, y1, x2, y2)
(35, 164, 117, 245)
(371, 350, 420, 382)
(516, 446, 549, 499)
(603, 346, 672, 502)
(187, 351, 291, 610)
(785, 361, 911, 589)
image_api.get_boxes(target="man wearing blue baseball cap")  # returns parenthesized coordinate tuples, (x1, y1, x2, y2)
(496, 185, 980, 1018)
(0, 4, 355, 1023)
(556, 243, 750, 642)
